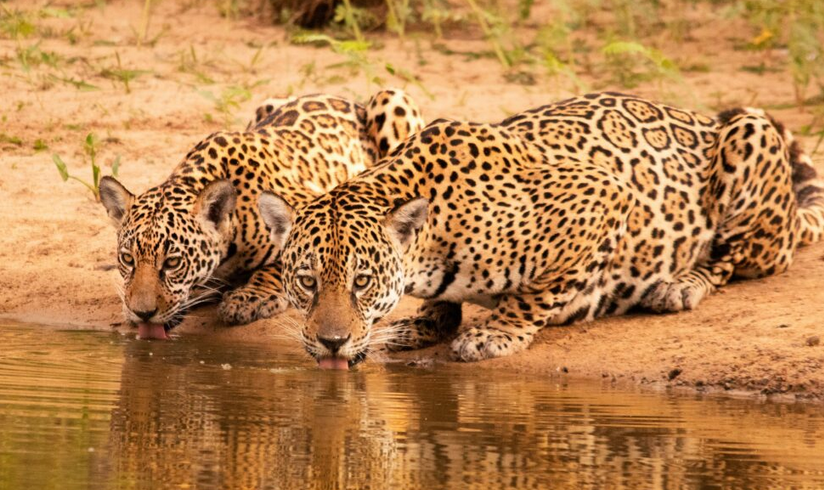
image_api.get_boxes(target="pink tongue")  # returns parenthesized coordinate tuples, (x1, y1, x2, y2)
(137, 322, 169, 340)
(318, 358, 350, 371)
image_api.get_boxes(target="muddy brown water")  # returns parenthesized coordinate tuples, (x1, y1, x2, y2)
(1, 322, 823, 489)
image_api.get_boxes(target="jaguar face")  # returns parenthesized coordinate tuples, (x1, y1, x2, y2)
(259, 191, 428, 368)
(100, 176, 236, 338)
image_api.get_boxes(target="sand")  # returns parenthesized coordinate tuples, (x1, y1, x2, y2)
(1, 0, 822, 400)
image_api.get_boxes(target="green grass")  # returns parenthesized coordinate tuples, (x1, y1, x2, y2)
(0, 6, 36, 40)
(733, 0, 824, 105)
(176, 45, 218, 84)
(3, 0, 821, 138)
(267, 0, 821, 108)
(199, 85, 258, 127)
(14, 42, 63, 72)
(47, 74, 100, 91)
(0, 133, 23, 147)
(602, 40, 680, 89)
(291, 33, 384, 90)
(52, 133, 120, 202)
(99, 52, 150, 94)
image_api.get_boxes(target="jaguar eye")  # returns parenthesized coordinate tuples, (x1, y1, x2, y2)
(120, 252, 134, 267)
(163, 256, 182, 269)
(353, 274, 372, 291)
(298, 275, 317, 291)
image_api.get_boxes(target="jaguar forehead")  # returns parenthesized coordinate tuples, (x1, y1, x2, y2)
(294, 252, 318, 274)
(131, 226, 169, 256)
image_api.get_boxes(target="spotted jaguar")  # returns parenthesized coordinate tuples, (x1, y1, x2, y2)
(258, 92, 824, 366)
(99, 89, 424, 338)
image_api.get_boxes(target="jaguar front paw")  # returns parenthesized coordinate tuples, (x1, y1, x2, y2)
(641, 280, 706, 313)
(218, 289, 288, 325)
(450, 325, 533, 362)
(378, 317, 440, 352)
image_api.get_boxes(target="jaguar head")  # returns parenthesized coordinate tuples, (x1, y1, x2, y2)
(259, 191, 427, 368)
(99, 176, 236, 338)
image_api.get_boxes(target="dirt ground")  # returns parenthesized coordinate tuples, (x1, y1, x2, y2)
(1, 1, 823, 400)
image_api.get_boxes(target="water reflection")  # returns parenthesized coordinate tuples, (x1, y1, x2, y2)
(1, 323, 823, 489)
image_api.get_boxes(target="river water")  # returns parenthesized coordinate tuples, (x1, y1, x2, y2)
(0, 322, 822, 489)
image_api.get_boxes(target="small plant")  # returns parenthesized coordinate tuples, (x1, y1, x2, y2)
(541, 51, 588, 93)
(799, 106, 824, 155)
(65, 17, 95, 45)
(53, 133, 121, 202)
(291, 32, 383, 89)
(602, 40, 680, 89)
(100, 52, 150, 94)
(0, 133, 23, 147)
(227, 46, 265, 74)
(465, 0, 515, 69)
(199, 85, 254, 127)
(47, 74, 100, 91)
(518, 0, 534, 22)
(15, 42, 62, 72)
(217, 0, 250, 19)
(787, 3, 824, 105)
(421, 0, 464, 39)
(0, 6, 36, 40)
(334, 0, 373, 42)
(533, 15, 588, 93)
(736, 0, 824, 106)
(385, 0, 413, 37)
(176, 45, 217, 84)
(136, 0, 155, 46)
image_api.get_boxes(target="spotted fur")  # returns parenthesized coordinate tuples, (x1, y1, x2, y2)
(99, 89, 425, 330)
(262, 92, 824, 364)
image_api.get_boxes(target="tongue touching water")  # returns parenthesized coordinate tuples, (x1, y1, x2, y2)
(1, 322, 822, 489)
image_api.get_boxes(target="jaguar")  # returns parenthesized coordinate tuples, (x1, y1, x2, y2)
(98, 89, 424, 338)
(258, 92, 824, 366)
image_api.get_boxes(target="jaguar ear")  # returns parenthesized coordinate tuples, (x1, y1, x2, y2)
(258, 191, 294, 249)
(194, 179, 236, 236)
(99, 176, 134, 229)
(384, 197, 428, 251)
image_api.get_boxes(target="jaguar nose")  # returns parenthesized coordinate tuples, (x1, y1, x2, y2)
(134, 309, 158, 322)
(317, 334, 351, 354)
